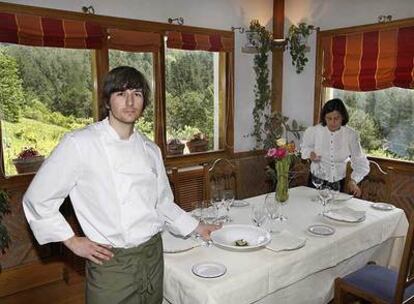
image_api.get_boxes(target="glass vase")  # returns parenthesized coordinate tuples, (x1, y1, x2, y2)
(275, 158, 289, 221)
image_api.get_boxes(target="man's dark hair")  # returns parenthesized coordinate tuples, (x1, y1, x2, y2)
(101, 66, 151, 117)
(319, 98, 349, 126)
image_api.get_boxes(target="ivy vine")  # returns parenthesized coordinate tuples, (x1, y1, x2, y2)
(247, 20, 272, 147)
(287, 23, 316, 74)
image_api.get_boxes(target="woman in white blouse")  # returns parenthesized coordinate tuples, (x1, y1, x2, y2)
(301, 98, 370, 196)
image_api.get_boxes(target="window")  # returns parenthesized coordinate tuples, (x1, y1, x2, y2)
(165, 49, 225, 155)
(324, 88, 414, 161)
(315, 19, 414, 163)
(0, 4, 234, 177)
(0, 43, 93, 176)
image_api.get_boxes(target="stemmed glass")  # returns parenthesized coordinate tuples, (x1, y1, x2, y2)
(250, 203, 267, 227)
(311, 166, 326, 201)
(264, 192, 280, 232)
(329, 181, 341, 207)
(319, 184, 333, 215)
(222, 189, 234, 222)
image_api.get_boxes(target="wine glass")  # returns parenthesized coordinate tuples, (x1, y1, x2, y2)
(250, 204, 267, 227)
(222, 189, 234, 222)
(329, 181, 341, 207)
(211, 184, 226, 223)
(319, 185, 333, 215)
(311, 166, 326, 202)
(264, 193, 280, 232)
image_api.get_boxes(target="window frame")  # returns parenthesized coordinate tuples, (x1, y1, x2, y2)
(314, 17, 414, 165)
(0, 2, 234, 179)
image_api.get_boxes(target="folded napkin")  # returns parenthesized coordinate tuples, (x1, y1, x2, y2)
(162, 230, 201, 253)
(324, 207, 366, 222)
(266, 230, 306, 252)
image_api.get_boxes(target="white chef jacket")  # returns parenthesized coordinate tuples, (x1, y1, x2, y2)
(300, 124, 369, 183)
(23, 118, 198, 248)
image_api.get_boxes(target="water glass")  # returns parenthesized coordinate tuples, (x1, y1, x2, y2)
(250, 204, 267, 227)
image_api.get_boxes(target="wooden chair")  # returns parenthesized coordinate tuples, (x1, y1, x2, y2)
(334, 212, 414, 304)
(345, 160, 393, 203)
(167, 167, 181, 204)
(289, 158, 311, 188)
(203, 158, 239, 201)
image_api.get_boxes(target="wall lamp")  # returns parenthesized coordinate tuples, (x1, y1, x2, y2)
(168, 17, 184, 25)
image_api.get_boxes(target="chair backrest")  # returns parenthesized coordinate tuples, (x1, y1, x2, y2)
(167, 167, 181, 204)
(345, 160, 393, 203)
(204, 158, 239, 200)
(395, 212, 414, 303)
(289, 159, 311, 188)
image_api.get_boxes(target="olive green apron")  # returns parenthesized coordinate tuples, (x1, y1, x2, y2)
(86, 233, 163, 304)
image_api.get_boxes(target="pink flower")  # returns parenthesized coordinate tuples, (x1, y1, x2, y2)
(274, 147, 287, 159)
(266, 148, 278, 158)
(267, 147, 287, 160)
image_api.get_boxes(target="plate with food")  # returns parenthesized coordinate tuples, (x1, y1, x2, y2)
(210, 224, 271, 251)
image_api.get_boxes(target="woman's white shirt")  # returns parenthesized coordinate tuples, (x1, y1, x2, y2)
(300, 124, 369, 183)
(23, 118, 198, 247)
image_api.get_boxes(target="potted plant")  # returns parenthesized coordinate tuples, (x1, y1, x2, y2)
(0, 190, 11, 259)
(186, 132, 209, 153)
(167, 138, 185, 156)
(12, 147, 44, 174)
(287, 23, 317, 74)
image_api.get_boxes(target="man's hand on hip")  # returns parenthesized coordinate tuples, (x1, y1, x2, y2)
(63, 236, 113, 265)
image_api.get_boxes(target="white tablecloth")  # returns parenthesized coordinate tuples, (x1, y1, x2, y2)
(163, 186, 408, 304)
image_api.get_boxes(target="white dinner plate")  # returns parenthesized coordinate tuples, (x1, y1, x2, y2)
(232, 200, 250, 207)
(308, 224, 335, 236)
(192, 261, 227, 278)
(211, 224, 271, 251)
(371, 202, 395, 211)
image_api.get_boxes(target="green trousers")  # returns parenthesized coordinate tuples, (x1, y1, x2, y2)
(86, 233, 163, 304)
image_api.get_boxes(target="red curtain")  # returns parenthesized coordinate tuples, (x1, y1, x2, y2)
(167, 31, 233, 52)
(107, 28, 161, 52)
(0, 12, 105, 49)
(322, 26, 414, 91)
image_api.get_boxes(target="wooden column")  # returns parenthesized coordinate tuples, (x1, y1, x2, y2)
(272, 0, 285, 113)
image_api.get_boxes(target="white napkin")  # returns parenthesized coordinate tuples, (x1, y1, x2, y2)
(266, 230, 306, 252)
(324, 207, 366, 222)
(162, 230, 201, 253)
(334, 193, 353, 202)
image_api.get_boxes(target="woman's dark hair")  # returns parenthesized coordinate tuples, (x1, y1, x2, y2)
(101, 66, 151, 117)
(319, 98, 349, 126)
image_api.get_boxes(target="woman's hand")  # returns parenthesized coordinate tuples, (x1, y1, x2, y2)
(310, 151, 321, 162)
(63, 236, 114, 265)
(348, 180, 362, 197)
(194, 222, 222, 241)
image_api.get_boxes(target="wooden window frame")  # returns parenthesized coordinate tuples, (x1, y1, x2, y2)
(314, 17, 414, 166)
(0, 2, 234, 180)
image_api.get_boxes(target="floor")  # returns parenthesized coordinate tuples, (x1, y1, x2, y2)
(1, 280, 85, 304)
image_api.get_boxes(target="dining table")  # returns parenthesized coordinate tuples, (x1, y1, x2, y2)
(161, 186, 408, 304)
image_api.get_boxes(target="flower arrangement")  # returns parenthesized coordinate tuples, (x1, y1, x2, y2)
(13, 147, 44, 174)
(266, 138, 298, 203)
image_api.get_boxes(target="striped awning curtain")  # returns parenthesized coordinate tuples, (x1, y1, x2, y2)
(167, 31, 233, 52)
(322, 26, 414, 91)
(0, 12, 105, 49)
(107, 29, 161, 52)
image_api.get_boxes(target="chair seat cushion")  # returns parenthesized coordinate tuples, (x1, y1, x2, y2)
(343, 264, 414, 303)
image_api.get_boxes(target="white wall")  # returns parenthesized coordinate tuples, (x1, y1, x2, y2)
(283, 0, 414, 129)
(1, 0, 273, 152)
